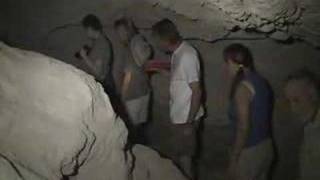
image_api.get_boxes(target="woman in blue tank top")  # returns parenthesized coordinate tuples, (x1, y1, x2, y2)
(224, 43, 274, 180)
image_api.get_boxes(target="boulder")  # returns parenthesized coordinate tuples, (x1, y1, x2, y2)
(132, 145, 187, 180)
(0, 42, 129, 180)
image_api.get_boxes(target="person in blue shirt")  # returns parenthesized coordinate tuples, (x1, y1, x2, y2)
(224, 43, 274, 180)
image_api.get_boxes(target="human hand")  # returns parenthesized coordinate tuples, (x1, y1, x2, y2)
(144, 59, 170, 72)
(79, 48, 88, 60)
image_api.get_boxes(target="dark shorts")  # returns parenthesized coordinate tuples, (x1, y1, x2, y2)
(170, 122, 199, 157)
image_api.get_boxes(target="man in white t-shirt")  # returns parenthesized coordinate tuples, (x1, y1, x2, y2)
(152, 19, 204, 179)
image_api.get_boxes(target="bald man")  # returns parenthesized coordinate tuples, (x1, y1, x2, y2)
(284, 69, 320, 180)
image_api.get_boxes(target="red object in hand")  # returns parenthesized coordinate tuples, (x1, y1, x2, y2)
(144, 59, 171, 73)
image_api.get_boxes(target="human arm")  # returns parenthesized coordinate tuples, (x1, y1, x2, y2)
(228, 82, 252, 179)
(182, 53, 202, 123)
(80, 49, 106, 81)
(188, 81, 202, 123)
(121, 69, 132, 99)
(80, 37, 112, 81)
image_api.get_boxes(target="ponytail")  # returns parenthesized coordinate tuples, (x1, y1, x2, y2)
(223, 43, 255, 99)
(230, 66, 245, 100)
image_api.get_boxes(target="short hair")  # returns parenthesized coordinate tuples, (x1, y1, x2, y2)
(82, 14, 103, 31)
(151, 18, 181, 43)
(285, 69, 320, 102)
(113, 18, 137, 34)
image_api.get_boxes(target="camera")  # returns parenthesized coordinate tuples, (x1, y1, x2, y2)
(75, 45, 92, 59)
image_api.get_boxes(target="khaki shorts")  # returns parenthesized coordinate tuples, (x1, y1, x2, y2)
(170, 122, 199, 157)
(125, 93, 150, 125)
(236, 139, 274, 180)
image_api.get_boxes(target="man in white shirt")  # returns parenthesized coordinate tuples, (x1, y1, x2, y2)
(152, 19, 204, 179)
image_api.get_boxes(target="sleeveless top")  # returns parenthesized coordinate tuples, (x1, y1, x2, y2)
(228, 72, 273, 147)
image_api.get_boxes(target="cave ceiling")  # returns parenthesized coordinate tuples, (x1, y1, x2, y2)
(142, 0, 320, 46)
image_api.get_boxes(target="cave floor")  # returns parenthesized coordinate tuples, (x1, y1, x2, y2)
(147, 121, 302, 180)
(148, 123, 231, 180)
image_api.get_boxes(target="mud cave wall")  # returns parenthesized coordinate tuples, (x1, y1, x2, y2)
(1, 0, 320, 179)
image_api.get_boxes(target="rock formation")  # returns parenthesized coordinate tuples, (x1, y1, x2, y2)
(0, 42, 129, 180)
(132, 145, 187, 180)
(0, 42, 188, 180)
(146, 0, 320, 46)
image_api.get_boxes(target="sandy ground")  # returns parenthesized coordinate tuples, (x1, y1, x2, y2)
(147, 118, 302, 180)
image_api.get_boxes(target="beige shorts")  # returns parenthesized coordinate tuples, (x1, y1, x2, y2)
(125, 93, 150, 125)
(236, 139, 274, 180)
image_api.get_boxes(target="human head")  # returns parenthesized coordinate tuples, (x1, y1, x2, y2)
(284, 69, 320, 120)
(114, 18, 137, 45)
(223, 43, 254, 77)
(151, 18, 181, 53)
(82, 14, 103, 39)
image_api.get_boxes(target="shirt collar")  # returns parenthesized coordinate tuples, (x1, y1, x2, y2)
(172, 41, 185, 57)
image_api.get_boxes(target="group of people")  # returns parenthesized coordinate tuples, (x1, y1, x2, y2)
(76, 14, 320, 180)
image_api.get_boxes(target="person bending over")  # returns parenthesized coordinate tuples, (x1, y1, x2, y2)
(77, 14, 120, 114)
